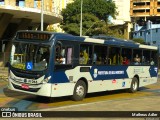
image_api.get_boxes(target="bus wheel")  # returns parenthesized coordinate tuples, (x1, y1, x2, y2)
(71, 80, 87, 101)
(129, 77, 139, 93)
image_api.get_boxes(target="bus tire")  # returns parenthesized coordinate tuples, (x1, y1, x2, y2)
(71, 80, 87, 101)
(129, 77, 139, 93)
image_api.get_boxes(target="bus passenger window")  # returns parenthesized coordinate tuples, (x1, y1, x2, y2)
(121, 48, 132, 65)
(79, 44, 92, 64)
(142, 50, 150, 65)
(134, 54, 141, 65)
(94, 45, 108, 65)
(122, 57, 129, 65)
(79, 50, 85, 64)
(151, 50, 157, 65)
(111, 47, 122, 65)
(79, 50, 89, 64)
(54, 40, 73, 65)
(93, 53, 97, 64)
(113, 52, 123, 65)
(133, 49, 142, 65)
(55, 47, 73, 65)
(104, 56, 111, 65)
(96, 56, 102, 64)
(150, 58, 154, 65)
(66, 47, 72, 64)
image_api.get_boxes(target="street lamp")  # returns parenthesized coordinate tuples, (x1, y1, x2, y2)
(83, 20, 104, 36)
(80, 0, 83, 36)
(41, 0, 44, 31)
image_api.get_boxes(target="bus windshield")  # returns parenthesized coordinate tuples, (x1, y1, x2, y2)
(10, 42, 50, 71)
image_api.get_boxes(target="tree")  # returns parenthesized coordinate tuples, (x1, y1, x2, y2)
(62, 13, 99, 35)
(46, 25, 57, 32)
(61, 0, 117, 36)
(132, 38, 145, 44)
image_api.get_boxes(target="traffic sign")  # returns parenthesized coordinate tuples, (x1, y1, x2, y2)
(26, 62, 33, 70)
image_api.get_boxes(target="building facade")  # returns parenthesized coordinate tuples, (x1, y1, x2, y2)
(130, 0, 160, 23)
(0, 0, 62, 66)
(133, 21, 160, 53)
(131, 0, 160, 53)
(111, 0, 131, 25)
(109, 0, 132, 40)
(52, 0, 74, 32)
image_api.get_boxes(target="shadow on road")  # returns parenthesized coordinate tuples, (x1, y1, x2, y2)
(3, 86, 150, 104)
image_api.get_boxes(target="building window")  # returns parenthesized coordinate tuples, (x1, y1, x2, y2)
(156, 29, 158, 33)
(140, 31, 142, 36)
(153, 41, 156, 44)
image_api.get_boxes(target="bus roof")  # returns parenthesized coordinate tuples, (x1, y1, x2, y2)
(55, 33, 157, 50)
(16, 30, 158, 50)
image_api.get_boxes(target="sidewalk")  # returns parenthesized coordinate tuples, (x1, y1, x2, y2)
(0, 67, 8, 80)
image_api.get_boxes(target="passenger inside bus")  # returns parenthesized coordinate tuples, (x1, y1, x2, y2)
(122, 57, 129, 65)
(79, 50, 89, 64)
(79, 51, 85, 64)
(150, 58, 155, 65)
(41, 48, 49, 63)
(134, 54, 141, 65)
(113, 52, 123, 65)
(83, 50, 89, 64)
(93, 53, 97, 64)
(96, 56, 102, 64)
(55, 55, 65, 64)
(104, 56, 111, 64)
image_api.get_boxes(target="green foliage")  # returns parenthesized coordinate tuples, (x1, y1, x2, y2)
(61, 0, 118, 36)
(62, 13, 99, 35)
(46, 25, 57, 32)
(62, 0, 117, 22)
(132, 38, 145, 44)
(83, 22, 124, 38)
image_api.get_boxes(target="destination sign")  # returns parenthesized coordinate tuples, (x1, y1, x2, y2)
(17, 32, 52, 41)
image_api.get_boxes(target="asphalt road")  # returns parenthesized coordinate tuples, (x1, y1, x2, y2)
(0, 78, 159, 110)
(0, 77, 160, 120)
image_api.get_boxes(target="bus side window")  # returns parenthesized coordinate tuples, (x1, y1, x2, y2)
(66, 47, 72, 64)
(55, 42, 62, 64)
(54, 40, 73, 68)
(55, 47, 73, 65)
(79, 44, 92, 64)
(110, 47, 122, 65)
(122, 48, 132, 65)
(94, 45, 108, 65)
(142, 50, 150, 65)
(133, 49, 142, 65)
(151, 50, 157, 65)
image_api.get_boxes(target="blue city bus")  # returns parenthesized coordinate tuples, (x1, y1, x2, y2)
(8, 30, 158, 101)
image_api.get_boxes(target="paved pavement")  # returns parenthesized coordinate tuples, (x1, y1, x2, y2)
(0, 67, 8, 80)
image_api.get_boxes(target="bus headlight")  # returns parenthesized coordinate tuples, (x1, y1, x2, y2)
(43, 76, 51, 83)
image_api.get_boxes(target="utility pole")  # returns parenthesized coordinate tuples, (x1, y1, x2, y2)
(145, 1, 146, 21)
(41, 0, 44, 31)
(80, 0, 83, 36)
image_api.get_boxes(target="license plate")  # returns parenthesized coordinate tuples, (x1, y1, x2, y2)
(21, 84, 29, 90)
